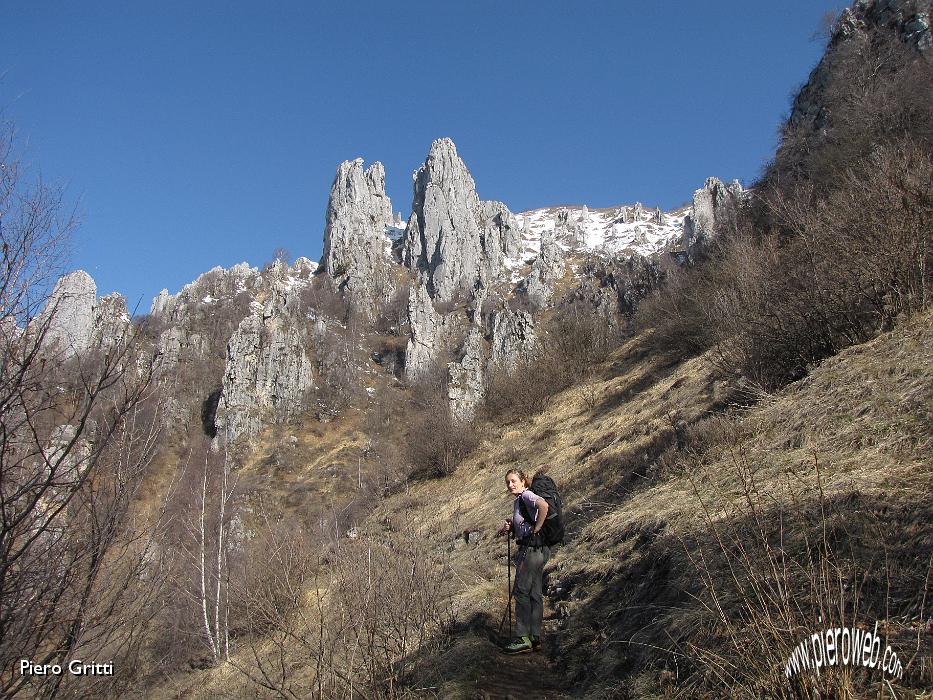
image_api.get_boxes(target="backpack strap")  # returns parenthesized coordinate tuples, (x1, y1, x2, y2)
(517, 493, 533, 524)
(516, 493, 542, 547)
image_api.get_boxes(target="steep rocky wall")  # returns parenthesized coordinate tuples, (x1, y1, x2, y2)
(41, 270, 130, 357)
(403, 138, 521, 304)
(681, 177, 743, 258)
(404, 283, 452, 383)
(215, 305, 315, 450)
(790, 0, 932, 132)
(321, 158, 395, 318)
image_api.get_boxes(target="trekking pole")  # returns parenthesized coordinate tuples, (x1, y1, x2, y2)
(497, 531, 513, 636)
(507, 533, 512, 638)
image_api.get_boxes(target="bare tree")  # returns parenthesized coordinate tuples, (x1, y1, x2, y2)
(0, 121, 164, 698)
(190, 445, 236, 665)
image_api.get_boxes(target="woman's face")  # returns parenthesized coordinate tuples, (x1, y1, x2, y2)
(505, 473, 526, 496)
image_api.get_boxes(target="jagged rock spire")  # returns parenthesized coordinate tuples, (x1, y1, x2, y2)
(40, 270, 130, 356)
(321, 158, 395, 315)
(681, 177, 743, 257)
(403, 138, 521, 304)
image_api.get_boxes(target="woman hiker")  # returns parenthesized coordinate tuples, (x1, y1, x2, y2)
(498, 467, 550, 654)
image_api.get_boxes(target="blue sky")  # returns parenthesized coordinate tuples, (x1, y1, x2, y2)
(3, 1, 842, 311)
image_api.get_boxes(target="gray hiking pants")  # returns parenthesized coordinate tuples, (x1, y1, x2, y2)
(514, 545, 550, 638)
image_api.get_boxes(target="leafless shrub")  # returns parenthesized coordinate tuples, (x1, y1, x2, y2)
(676, 446, 931, 696)
(302, 274, 350, 323)
(484, 301, 618, 420)
(639, 138, 933, 391)
(0, 123, 166, 698)
(404, 383, 477, 478)
(373, 280, 411, 337)
(311, 319, 365, 421)
(148, 437, 250, 672)
(773, 26, 933, 196)
(232, 525, 454, 699)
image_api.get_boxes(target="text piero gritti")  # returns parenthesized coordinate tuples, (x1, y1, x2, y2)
(19, 660, 114, 676)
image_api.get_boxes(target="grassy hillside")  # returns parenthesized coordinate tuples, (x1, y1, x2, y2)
(165, 308, 931, 698)
(405, 310, 932, 698)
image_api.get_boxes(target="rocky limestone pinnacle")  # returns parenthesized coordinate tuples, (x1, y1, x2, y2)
(321, 158, 395, 316)
(447, 327, 487, 422)
(41, 271, 97, 355)
(523, 224, 565, 309)
(403, 283, 451, 383)
(40, 271, 131, 357)
(403, 138, 521, 304)
(92, 292, 131, 350)
(490, 308, 538, 376)
(681, 177, 743, 257)
(215, 294, 315, 451)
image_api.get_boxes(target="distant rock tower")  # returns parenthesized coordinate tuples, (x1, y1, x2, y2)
(403, 138, 521, 304)
(321, 158, 395, 318)
(39, 270, 130, 356)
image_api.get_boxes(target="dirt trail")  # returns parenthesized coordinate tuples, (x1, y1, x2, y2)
(464, 608, 573, 700)
(468, 646, 571, 700)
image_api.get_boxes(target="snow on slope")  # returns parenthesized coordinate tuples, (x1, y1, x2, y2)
(514, 203, 689, 262)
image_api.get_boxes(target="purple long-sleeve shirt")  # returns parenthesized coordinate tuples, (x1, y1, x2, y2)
(512, 488, 540, 541)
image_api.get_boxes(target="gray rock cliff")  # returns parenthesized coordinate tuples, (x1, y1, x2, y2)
(215, 296, 315, 450)
(321, 159, 395, 317)
(42, 271, 97, 355)
(42, 271, 130, 356)
(522, 226, 565, 308)
(489, 308, 538, 376)
(403, 138, 521, 304)
(447, 327, 487, 422)
(681, 177, 743, 257)
(404, 283, 452, 383)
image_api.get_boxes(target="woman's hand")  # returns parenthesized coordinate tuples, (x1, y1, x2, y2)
(497, 519, 512, 536)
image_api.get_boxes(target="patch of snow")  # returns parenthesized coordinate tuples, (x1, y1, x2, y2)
(516, 203, 687, 260)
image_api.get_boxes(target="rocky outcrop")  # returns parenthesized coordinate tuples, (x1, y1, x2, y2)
(321, 159, 395, 317)
(261, 259, 316, 320)
(404, 283, 452, 383)
(555, 207, 587, 247)
(41, 271, 131, 356)
(681, 177, 743, 257)
(521, 226, 565, 308)
(403, 138, 522, 304)
(789, 0, 932, 131)
(215, 308, 315, 450)
(478, 200, 523, 280)
(150, 263, 260, 324)
(490, 309, 537, 375)
(92, 293, 131, 350)
(447, 327, 487, 422)
(569, 254, 664, 318)
(151, 260, 315, 434)
(42, 271, 96, 355)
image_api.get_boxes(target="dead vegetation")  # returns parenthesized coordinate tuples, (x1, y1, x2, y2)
(279, 304, 926, 699)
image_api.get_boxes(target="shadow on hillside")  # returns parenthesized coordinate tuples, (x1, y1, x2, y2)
(404, 610, 574, 699)
(548, 488, 933, 697)
(592, 345, 687, 417)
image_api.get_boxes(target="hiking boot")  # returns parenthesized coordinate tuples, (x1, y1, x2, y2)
(531, 636, 541, 650)
(502, 636, 533, 654)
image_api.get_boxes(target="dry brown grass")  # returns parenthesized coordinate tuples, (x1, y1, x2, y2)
(148, 309, 932, 699)
(367, 311, 932, 697)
